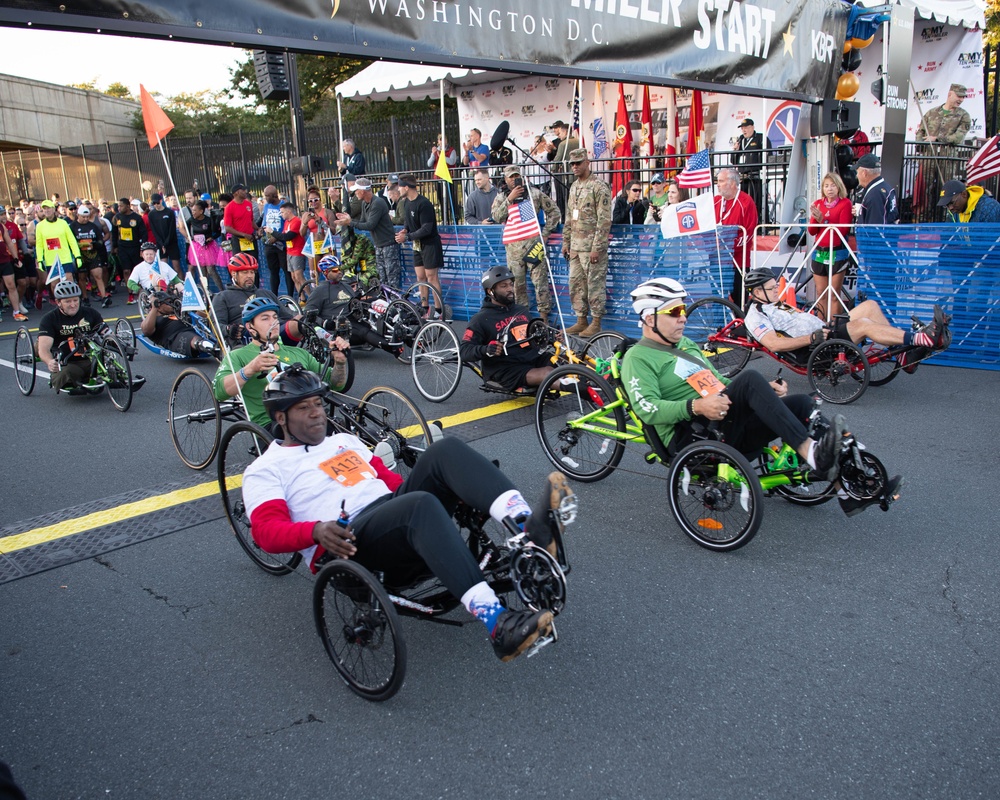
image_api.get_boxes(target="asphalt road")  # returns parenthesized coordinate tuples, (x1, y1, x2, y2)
(1, 305, 998, 799)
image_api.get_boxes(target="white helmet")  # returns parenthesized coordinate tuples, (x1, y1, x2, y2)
(630, 277, 687, 317)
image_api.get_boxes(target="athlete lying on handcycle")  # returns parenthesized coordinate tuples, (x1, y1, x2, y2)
(36, 279, 111, 391)
(241, 365, 575, 661)
(742, 268, 951, 373)
(621, 277, 903, 516)
(141, 290, 221, 359)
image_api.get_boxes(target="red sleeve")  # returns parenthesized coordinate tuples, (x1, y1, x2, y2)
(832, 198, 854, 226)
(371, 456, 404, 492)
(249, 498, 318, 554)
(223, 203, 235, 228)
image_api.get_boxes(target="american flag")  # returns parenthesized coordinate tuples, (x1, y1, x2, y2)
(676, 148, 713, 189)
(966, 134, 1000, 185)
(501, 194, 539, 244)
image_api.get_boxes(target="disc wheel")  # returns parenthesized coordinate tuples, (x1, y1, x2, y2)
(13, 326, 36, 396)
(313, 560, 406, 702)
(113, 318, 137, 361)
(807, 339, 869, 404)
(404, 281, 449, 321)
(667, 441, 764, 551)
(168, 368, 222, 470)
(383, 299, 423, 364)
(685, 297, 752, 378)
(410, 320, 462, 402)
(218, 421, 301, 574)
(356, 387, 433, 476)
(534, 364, 626, 482)
(100, 338, 133, 412)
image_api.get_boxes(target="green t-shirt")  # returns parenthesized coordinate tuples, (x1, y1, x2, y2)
(213, 342, 337, 426)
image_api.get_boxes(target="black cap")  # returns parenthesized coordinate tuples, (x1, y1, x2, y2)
(231, 184, 246, 193)
(150, 193, 163, 203)
(937, 179, 968, 207)
(66, 201, 77, 209)
(856, 154, 881, 169)
(739, 118, 754, 128)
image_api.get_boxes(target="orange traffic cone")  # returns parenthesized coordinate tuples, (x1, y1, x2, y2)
(778, 275, 797, 308)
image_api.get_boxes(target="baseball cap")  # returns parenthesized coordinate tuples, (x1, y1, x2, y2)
(388, 173, 400, 184)
(937, 180, 968, 207)
(67, 201, 77, 209)
(231, 183, 246, 193)
(739, 118, 754, 128)
(551, 120, 568, 129)
(200, 192, 212, 201)
(78, 206, 91, 215)
(856, 154, 881, 169)
(650, 173, 664, 185)
(40, 200, 56, 208)
(151, 192, 163, 203)
(504, 165, 521, 178)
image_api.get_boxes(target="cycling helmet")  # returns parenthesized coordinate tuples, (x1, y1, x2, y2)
(318, 254, 342, 272)
(262, 364, 327, 420)
(53, 280, 82, 300)
(482, 266, 515, 292)
(241, 296, 280, 325)
(630, 277, 687, 316)
(228, 252, 259, 272)
(140, 241, 158, 253)
(744, 268, 777, 290)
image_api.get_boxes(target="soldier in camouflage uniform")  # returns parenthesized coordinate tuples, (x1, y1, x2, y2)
(561, 148, 612, 336)
(916, 84, 972, 147)
(490, 164, 561, 319)
(339, 225, 378, 289)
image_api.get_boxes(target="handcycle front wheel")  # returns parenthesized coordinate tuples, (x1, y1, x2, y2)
(113, 318, 137, 361)
(313, 559, 407, 702)
(410, 320, 462, 403)
(667, 440, 765, 551)
(356, 386, 434, 476)
(14, 326, 36, 396)
(534, 364, 627, 482)
(168, 367, 222, 470)
(685, 297, 752, 378)
(218, 420, 302, 575)
(382, 299, 423, 365)
(865, 346, 901, 387)
(321, 346, 356, 395)
(404, 281, 450, 321)
(100, 338, 134, 412)
(807, 338, 869, 404)
(756, 453, 837, 506)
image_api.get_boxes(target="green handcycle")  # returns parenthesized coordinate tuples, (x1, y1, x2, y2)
(533, 339, 894, 551)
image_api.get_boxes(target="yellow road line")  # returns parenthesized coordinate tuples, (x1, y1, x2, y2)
(0, 314, 141, 337)
(428, 396, 535, 427)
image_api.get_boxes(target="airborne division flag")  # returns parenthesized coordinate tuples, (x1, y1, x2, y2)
(501, 195, 538, 245)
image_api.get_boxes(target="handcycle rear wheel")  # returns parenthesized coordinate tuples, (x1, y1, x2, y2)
(168, 367, 222, 470)
(137, 290, 153, 319)
(356, 387, 433, 476)
(865, 346, 901, 387)
(685, 297, 752, 378)
(667, 440, 764, 551)
(382, 299, 423, 364)
(534, 364, 626, 482)
(410, 320, 462, 402)
(404, 281, 450, 321)
(218, 420, 302, 575)
(14, 326, 36, 396)
(101, 338, 133, 412)
(113, 318, 137, 361)
(807, 339, 869, 404)
(313, 560, 407, 702)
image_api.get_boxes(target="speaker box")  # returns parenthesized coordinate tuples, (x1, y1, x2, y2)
(253, 50, 290, 102)
(810, 99, 861, 136)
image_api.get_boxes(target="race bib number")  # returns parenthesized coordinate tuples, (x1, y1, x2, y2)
(238, 238, 255, 252)
(119, 228, 133, 242)
(318, 451, 376, 487)
(80, 240, 93, 251)
(412, 239, 422, 252)
(194, 234, 206, 246)
(673, 358, 725, 398)
(510, 323, 530, 348)
(45, 237, 62, 251)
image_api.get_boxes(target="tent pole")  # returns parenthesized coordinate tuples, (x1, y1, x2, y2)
(337, 94, 344, 189)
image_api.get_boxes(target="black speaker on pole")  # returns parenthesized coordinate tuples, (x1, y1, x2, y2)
(810, 99, 861, 136)
(253, 50, 290, 102)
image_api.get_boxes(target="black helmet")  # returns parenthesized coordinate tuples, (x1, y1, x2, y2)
(744, 268, 777, 289)
(140, 241, 158, 253)
(261, 364, 327, 420)
(482, 266, 514, 292)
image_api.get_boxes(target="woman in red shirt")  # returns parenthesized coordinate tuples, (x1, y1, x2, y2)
(807, 171, 853, 319)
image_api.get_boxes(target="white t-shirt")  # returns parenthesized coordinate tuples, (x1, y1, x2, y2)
(129, 260, 179, 290)
(744, 302, 823, 342)
(243, 433, 392, 563)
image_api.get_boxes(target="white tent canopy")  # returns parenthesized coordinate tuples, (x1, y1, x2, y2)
(336, 61, 513, 101)
(892, 0, 985, 28)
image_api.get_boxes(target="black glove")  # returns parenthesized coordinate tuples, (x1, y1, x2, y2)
(303, 307, 319, 325)
(809, 328, 828, 347)
(335, 317, 352, 340)
(486, 340, 504, 358)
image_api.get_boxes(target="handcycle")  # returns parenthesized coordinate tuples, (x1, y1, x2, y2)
(533, 338, 895, 551)
(683, 297, 938, 404)
(166, 324, 356, 471)
(408, 315, 626, 403)
(216, 388, 569, 701)
(113, 307, 222, 363)
(13, 326, 145, 412)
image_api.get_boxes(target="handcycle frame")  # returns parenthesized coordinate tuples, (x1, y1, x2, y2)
(216, 389, 568, 701)
(533, 338, 891, 551)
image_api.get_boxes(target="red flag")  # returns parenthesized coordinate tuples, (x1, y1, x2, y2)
(612, 83, 634, 196)
(966, 134, 1000, 184)
(140, 84, 174, 149)
(686, 90, 704, 155)
(664, 88, 679, 174)
(640, 86, 654, 158)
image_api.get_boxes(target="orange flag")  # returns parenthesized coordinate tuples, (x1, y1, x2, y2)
(140, 84, 174, 149)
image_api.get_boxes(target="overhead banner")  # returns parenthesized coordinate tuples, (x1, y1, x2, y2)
(1, 0, 850, 101)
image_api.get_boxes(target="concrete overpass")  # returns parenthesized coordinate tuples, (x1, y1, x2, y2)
(0, 73, 139, 150)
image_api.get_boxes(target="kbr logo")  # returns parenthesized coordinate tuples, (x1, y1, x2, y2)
(766, 101, 801, 147)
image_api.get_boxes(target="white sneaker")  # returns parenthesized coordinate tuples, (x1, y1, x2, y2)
(18, 303, 29, 314)
(372, 441, 396, 472)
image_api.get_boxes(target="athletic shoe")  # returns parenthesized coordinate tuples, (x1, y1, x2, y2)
(898, 347, 927, 374)
(525, 471, 577, 559)
(101, 295, 113, 308)
(840, 475, 904, 517)
(13, 312, 28, 322)
(814, 413, 846, 481)
(491, 608, 554, 662)
(932, 304, 952, 350)
(34, 292, 43, 310)
(126, 293, 137, 305)
(18, 303, 29, 315)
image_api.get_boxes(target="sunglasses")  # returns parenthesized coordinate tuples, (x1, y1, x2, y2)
(630, 188, 641, 194)
(655, 304, 687, 318)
